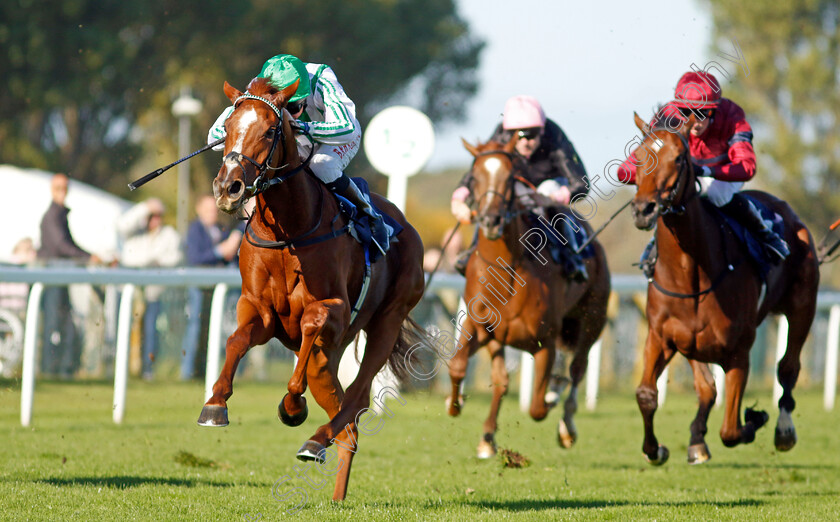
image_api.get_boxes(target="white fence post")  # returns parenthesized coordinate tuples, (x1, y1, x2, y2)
(657, 366, 669, 406)
(713, 363, 725, 408)
(773, 316, 789, 406)
(519, 352, 534, 412)
(20, 282, 44, 427)
(585, 340, 602, 411)
(113, 284, 136, 424)
(825, 305, 840, 411)
(205, 283, 229, 402)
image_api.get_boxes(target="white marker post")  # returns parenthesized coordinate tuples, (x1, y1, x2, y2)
(351, 106, 435, 399)
(363, 106, 435, 212)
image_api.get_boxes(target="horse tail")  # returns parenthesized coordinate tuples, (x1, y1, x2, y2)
(387, 316, 436, 382)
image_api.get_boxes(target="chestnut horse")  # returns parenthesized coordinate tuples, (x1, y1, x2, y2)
(197, 77, 426, 501)
(447, 137, 610, 458)
(629, 112, 819, 465)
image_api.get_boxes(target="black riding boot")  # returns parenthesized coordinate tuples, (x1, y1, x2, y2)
(558, 218, 588, 282)
(639, 235, 657, 280)
(721, 193, 789, 263)
(332, 176, 389, 255)
(454, 227, 479, 276)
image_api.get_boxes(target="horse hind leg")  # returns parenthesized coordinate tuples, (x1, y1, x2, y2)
(775, 265, 818, 450)
(719, 345, 769, 448)
(198, 297, 272, 427)
(687, 360, 716, 464)
(477, 341, 507, 459)
(557, 314, 602, 449)
(310, 309, 406, 501)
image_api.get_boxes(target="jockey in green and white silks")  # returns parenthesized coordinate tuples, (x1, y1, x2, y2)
(208, 54, 389, 253)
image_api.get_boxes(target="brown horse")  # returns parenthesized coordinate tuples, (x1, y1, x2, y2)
(629, 112, 819, 465)
(196, 77, 426, 501)
(446, 137, 610, 458)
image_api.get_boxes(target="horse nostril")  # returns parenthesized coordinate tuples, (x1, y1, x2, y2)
(229, 180, 243, 197)
(643, 202, 657, 216)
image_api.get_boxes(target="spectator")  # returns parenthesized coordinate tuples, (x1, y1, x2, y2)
(37, 173, 99, 378)
(181, 194, 242, 380)
(117, 198, 182, 380)
(0, 238, 37, 312)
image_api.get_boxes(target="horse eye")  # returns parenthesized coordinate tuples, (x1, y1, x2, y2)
(264, 128, 275, 139)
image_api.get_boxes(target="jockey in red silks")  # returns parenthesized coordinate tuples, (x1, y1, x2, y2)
(618, 71, 789, 276)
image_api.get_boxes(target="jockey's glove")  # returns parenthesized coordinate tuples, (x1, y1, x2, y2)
(292, 120, 310, 135)
(692, 163, 714, 178)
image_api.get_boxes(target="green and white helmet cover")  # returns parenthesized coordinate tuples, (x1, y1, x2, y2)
(257, 54, 311, 103)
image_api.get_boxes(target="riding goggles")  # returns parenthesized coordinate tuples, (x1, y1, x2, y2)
(516, 128, 541, 140)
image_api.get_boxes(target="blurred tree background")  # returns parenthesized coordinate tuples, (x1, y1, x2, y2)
(704, 1, 840, 238)
(0, 0, 483, 213)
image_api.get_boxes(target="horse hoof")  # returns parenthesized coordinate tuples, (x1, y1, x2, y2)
(476, 435, 496, 459)
(774, 408, 797, 451)
(687, 443, 711, 465)
(644, 445, 669, 466)
(774, 427, 797, 452)
(197, 405, 229, 427)
(745, 407, 770, 430)
(445, 395, 464, 417)
(278, 394, 308, 427)
(296, 440, 326, 463)
(557, 418, 577, 449)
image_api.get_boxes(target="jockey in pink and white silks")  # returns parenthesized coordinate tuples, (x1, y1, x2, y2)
(208, 54, 389, 253)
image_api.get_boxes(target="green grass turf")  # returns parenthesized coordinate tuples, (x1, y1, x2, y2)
(1, 378, 838, 521)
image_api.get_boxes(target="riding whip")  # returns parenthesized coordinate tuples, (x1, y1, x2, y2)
(424, 221, 462, 293)
(574, 198, 632, 255)
(128, 138, 225, 191)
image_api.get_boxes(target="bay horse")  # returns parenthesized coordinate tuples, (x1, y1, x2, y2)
(446, 137, 610, 458)
(629, 112, 819, 465)
(196, 77, 426, 501)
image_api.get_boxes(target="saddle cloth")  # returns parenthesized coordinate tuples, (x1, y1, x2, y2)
(528, 210, 596, 260)
(706, 194, 785, 281)
(333, 177, 402, 263)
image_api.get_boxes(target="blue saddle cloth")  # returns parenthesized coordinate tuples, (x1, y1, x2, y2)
(333, 177, 402, 263)
(528, 210, 595, 260)
(706, 194, 785, 281)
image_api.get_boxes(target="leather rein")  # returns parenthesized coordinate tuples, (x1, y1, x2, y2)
(225, 93, 349, 251)
(649, 130, 739, 299)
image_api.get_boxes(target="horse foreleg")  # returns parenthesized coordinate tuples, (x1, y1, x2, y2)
(636, 331, 674, 465)
(478, 341, 507, 459)
(528, 342, 554, 421)
(447, 321, 478, 417)
(687, 360, 716, 464)
(281, 299, 345, 426)
(198, 297, 272, 427)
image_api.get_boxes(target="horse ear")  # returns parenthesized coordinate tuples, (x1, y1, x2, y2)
(633, 112, 650, 134)
(681, 112, 696, 138)
(462, 138, 479, 157)
(503, 133, 517, 153)
(278, 79, 300, 104)
(224, 81, 242, 103)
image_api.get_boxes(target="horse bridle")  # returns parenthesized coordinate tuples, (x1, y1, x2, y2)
(655, 131, 697, 216)
(223, 93, 314, 198)
(469, 151, 530, 229)
(647, 129, 740, 299)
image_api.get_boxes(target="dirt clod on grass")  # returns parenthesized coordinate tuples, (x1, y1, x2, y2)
(499, 448, 530, 469)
